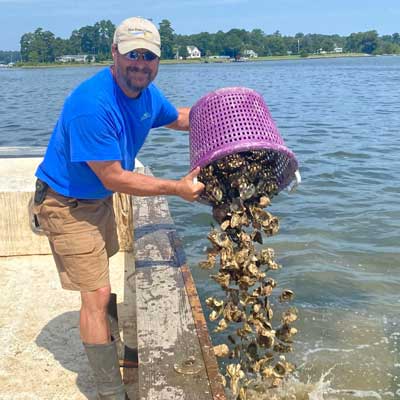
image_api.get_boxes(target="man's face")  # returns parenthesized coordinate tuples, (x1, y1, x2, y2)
(112, 45, 159, 97)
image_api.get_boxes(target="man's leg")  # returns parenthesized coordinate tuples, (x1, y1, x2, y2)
(80, 286, 111, 344)
(35, 191, 128, 399)
(80, 286, 127, 400)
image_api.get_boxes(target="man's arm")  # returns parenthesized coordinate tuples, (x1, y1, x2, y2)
(165, 107, 191, 131)
(87, 160, 204, 202)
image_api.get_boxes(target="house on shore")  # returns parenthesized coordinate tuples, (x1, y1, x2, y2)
(186, 46, 201, 59)
(56, 54, 91, 63)
(243, 49, 258, 58)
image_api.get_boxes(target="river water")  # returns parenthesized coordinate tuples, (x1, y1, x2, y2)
(1, 56, 399, 399)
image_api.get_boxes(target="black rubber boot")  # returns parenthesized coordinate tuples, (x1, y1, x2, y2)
(83, 341, 128, 400)
(107, 293, 138, 368)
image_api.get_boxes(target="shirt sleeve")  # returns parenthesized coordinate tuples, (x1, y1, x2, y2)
(151, 86, 179, 128)
(68, 114, 122, 162)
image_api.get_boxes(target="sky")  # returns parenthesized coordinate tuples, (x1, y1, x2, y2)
(1, 0, 399, 51)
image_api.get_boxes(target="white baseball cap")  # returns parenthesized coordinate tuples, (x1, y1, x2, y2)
(113, 17, 161, 57)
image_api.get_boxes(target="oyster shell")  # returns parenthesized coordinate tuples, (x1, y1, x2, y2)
(279, 289, 295, 302)
(214, 344, 230, 358)
(226, 363, 245, 395)
(197, 150, 298, 394)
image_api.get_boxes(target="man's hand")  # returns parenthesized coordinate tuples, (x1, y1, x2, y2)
(175, 167, 205, 202)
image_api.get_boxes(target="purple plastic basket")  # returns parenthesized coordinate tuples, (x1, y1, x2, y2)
(189, 87, 299, 192)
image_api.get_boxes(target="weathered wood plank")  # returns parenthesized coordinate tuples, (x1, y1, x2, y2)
(136, 265, 212, 400)
(181, 265, 227, 400)
(132, 166, 218, 400)
(121, 251, 139, 397)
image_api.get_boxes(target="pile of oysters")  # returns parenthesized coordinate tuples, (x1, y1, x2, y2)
(197, 150, 298, 399)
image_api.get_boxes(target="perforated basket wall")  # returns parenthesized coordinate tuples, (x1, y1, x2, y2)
(189, 87, 299, 192)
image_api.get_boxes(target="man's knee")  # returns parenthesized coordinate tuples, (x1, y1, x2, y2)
(81, 286, 112, 314)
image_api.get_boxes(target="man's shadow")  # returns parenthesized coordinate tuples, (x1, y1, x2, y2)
(35, 311, 96, 399)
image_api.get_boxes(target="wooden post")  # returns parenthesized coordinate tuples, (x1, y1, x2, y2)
(113, 192, 134, 252)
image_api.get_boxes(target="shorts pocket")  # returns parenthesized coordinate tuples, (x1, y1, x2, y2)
(52, 233, 95, 256)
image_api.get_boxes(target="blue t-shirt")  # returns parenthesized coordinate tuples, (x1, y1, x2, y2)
(36, 67, 178, 199)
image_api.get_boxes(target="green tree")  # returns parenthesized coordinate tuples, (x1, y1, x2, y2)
(265, 33, 286, 56)
(78, 25, 98, 54)
(213, 30, 226, 55)
(189, 32, 213, 57)
(18, 23, 400, 64)
(53, 37, 68, 58)
(94, 20, 115, 60)
(20, 32, 34, 62)
(0, 51, 20, 64)
(68, 29, 82, 54)
(361, 30, 379, 54)
(159, 19, 175, 59)
(346, 31, 379, 54)
(248, 29, 265, 55)
(20, 28, 55, 62)
(178, 45, 189, 59)
(224, 29, 246, 57)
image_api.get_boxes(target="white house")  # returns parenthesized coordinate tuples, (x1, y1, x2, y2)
(186, 46, 201, 59)
(243, 49, 258, 58)
(333, 47, 343, 53)
(56, 54, 91, 63)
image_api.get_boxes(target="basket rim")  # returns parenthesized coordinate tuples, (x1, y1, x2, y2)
(190, 142, 298, 171)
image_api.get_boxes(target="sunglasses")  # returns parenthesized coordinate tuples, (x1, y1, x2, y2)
(123, 50, 159, 61)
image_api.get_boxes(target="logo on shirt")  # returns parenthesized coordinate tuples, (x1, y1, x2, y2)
(141, 112, 151, 121)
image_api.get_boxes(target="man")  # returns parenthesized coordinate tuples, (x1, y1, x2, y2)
(33, 17, 204, 400)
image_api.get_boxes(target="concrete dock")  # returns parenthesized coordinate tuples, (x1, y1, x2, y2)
(0, 156, 225, 400)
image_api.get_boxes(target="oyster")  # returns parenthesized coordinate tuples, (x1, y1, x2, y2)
(214, 318, 229, 333)
(208, 230, 232, 249)
(257, 328, 275, 348)
(279, 289, 295, 302)
(197, 150, 298, 395)
(226, 363, 245, 395)
(238, 387, 247, 400)
(259, 196, 271, 208)
(276, 324, 298, 342)
(214, 344, 230, 358)
(220, 219, 230, 231)
(205, 297, 224, 309)
(273, 342, 293, 353)
(211, 272, 231, 288)
(198, 251, 217, 270)
(281, 307, 298, 324)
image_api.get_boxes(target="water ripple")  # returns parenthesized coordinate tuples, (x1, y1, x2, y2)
(1, 57, 400, 397)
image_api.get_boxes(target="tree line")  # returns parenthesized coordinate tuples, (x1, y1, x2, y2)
(0, 51, 20, 64)
(8, 19, 400, 64)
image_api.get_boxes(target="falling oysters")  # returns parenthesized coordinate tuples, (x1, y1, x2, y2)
(198, 150, 298, 398)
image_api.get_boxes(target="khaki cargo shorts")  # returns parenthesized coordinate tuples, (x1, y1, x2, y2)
(33, 188, 119, 292)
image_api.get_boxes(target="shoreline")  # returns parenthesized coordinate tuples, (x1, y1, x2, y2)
(6, 52, 381, 69)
